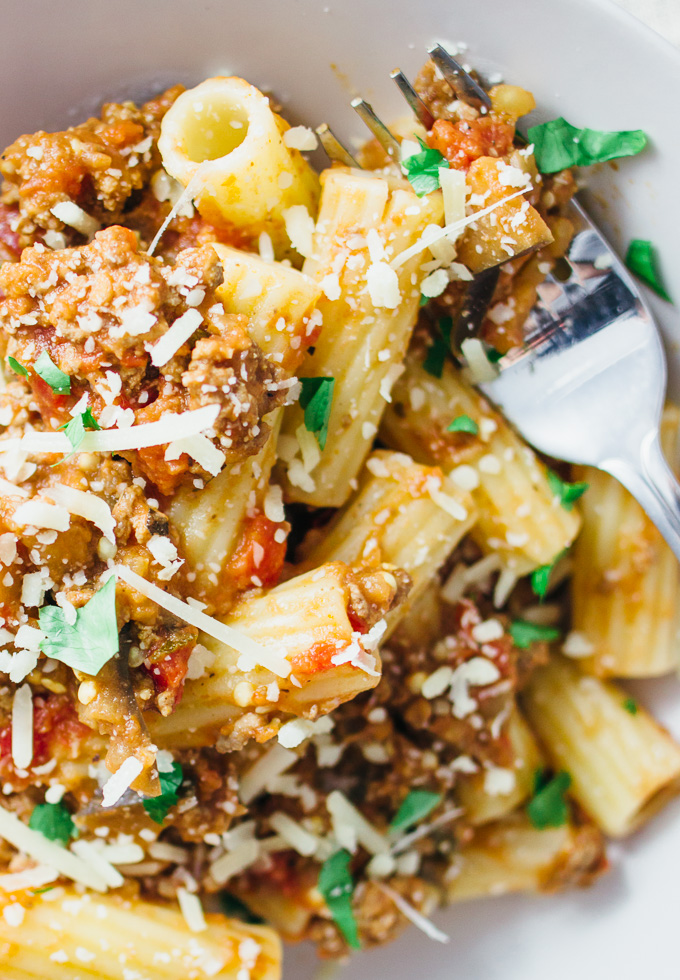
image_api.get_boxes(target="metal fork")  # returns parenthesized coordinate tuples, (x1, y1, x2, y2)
(318, 45, 680, 562)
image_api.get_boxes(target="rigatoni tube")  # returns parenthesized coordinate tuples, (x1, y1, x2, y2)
(522, 656, 680, 837)
(278, 167, 444, 508)
(571, 404, 680, 677)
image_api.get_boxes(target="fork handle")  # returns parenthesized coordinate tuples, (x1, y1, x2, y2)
(604, 430, 680, 564)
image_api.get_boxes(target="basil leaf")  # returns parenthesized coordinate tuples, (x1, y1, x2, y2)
(34, 351, 71, 394)
(7, 356, 28, 378)
(510, 619, 560, 650)
(530, 549, 566, 601)
(299, 377, 335, 450)
(625, 240, 671, 302)
(527, 117, 647, 174)
(623, 697, 638, 716)
(547, 469, 588, 511)
(29, 802, 78, 846)
(39, 576, 119, 676)
(390, 789, 442, 834)
(423, 316, 453, 379)
(526, 769, 571, 828)
(318, 849, 360, 949)
(219, 892, 265, 925)
(402, 138, 449, 197)
(58, 407, 102, 455)
(447, 414, 479, 436)
(143, 761, 183, 825)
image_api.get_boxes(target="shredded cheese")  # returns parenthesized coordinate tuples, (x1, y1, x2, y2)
(377, 884, 450, 944)
(149, 309, 203, 367)
(164, 433, 225, 477)
(13, 500, 70, 532)
(239, 744, 297, 804)
(326, 790, 389, 855)
(177, 887, 208, 933)
(101, 757, 144, 808)
(11, 684, 33, 771)
(50, 200, 100, 238)
(44, 484, 116, 543)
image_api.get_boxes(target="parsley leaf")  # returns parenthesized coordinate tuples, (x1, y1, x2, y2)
(59, 407, 102, 455)
(447, 414, 479, 436)
(299, 377, 335, 450)
(144, 761, 183, 824)
(318, 849, 360, 949)
(625, 240, 671, 302)
(530, 549, 566, 601)
(29, 802, 78, 846)
(39, 576, 119, 675)
(423, 316, 453, 379)
(7, 356, 28, 378)
(526, 769, 571, 828)
(623, 697, 638, 715)
(527, 117, 647, 174)
(390, 789, 442, 834)
(402, 137, 449, 197)
(34, 351, 71, 394)
(510, 619, 560, 650)
(547, 469, 589, 511)
(220, 892, 265, 925)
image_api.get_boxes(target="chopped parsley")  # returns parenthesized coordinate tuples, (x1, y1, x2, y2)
(389, 789, 442, 834)
(318, 849, 360, 949)
(220, 892, 265, 925)
(58, 407, 102, 456)
(402, 137, 449, 197)
(34, 351, 71, 394)
(7, 356, 28, 378)
(547, 469, 589, 511)
(423, 316, 453, 379)
(29, 802, 78, 846)
(527, 117, 648, 174)
(39, 576, 119, 676)
(526, 769, 571, 828)
(447, 414, 479, 436)
(510, 619, 560, 650)
(299, 376, 335, 450)
(143, 761, 184, 825)
(623, 697, 638, 716)
(625, 240, 671, 302)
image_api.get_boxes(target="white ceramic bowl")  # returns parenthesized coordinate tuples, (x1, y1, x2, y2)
(2, 1, 680, 977)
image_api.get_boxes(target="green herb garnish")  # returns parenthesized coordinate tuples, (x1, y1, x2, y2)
(390, 789, 442, 834)
(29, 802, 78, 846)
(7, 356, 28, 378)
(39, 576, 119, 675)
(530, 549, 566, 601)
(318, 849, 360, 949)
(547, 469, 589, 511)
(625, 240, 671, 302)
(447, 414, 479, 436)
(526, 769, 571, 828)
(220, 892, 266, 925)
(510, 619, 561, 650)
(402, 137, 449, 197)
(143, 761, 183, 825)
(423, 316, 453, 379)
(299, 377, 335, 450)
(623, 697, 638, 716)
(527, 117, 647, 174)
(34, 351, 71, 394)
(58, 407, 102, 456)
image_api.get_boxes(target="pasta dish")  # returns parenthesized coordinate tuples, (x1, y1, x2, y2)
(0, 51, 675, 979)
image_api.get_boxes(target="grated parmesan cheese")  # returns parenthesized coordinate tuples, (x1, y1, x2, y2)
(283, 205, 315, 258)
(377, 884, 449, 944)
(44, 484, 115, 543)
(13, 500, 70, 532)
(460, 338, 498, 384)
(164, 433, 225, 477)
(210, 840, 260, 885)
(239, 744, 297, 804)
(101, 757, 144, 808)
(177, 887, 208, 932)
(50, 200, 100, 238)
(366, 261, 400, 309)
(11, 684, 33, 771)
(148, 308, 203, 367)
(326, 790, 389, 855)
(268, 812, 320, 856)
(283, 126, 318, 151)
(438, 167, 467, 239)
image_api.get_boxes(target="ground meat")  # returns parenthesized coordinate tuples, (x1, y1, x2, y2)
(0, 86, 183, 246)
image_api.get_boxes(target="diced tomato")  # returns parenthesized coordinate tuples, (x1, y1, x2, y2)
(0, 693, 91, 782)
(29, 373, 70, 424)
(428, 117, 516, 171)
(0, 203, 21, 260)
(287, 640, 339, 674)
(145, 640, 194, 709)
(224, 512, 288, 594)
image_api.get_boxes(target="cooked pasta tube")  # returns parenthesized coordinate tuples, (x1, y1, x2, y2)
(522, 656, 680, 837)
(571, 404, 680, 677)
(0, 887, 281, 980)
(277, 167, 444, 507)
(445, 813, 605, 901)
(298, 450, 475, 635)
(158, 76, 320, 259)
(456, 709, 544, 825)
(167, 250, 320, 611)
(150, 561, 406, 749)
(380, 353, 581, 574)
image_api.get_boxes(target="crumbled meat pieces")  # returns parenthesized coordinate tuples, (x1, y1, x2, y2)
(0, 86, 183, 245)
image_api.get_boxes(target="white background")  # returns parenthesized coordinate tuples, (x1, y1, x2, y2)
(614, 0, 680, 44)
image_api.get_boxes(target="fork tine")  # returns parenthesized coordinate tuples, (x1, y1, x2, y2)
(451, 268, 500, 354)
(390, 70, 435, 131)
(315, 123, 360, 168)
(428, 44, 492, 112)
(350, 97, 401, 160)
